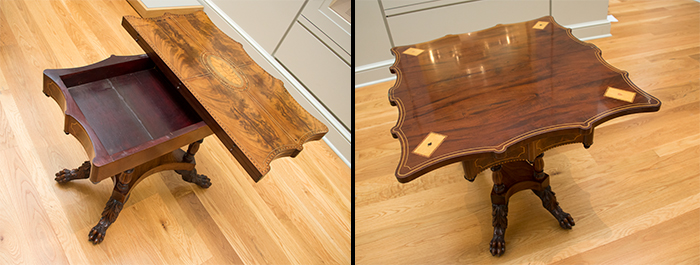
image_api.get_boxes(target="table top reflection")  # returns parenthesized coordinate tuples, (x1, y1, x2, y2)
(388, 16, 661, 182)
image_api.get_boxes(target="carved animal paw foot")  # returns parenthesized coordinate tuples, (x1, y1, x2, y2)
(552, 207, 575, 229)
(88, 199, 123, 244)
(88, 221, 109, 244)
(178, 169, 212, 188)
(489, 228, 506, 256)
(188, 174, 211, 188)
(55, 161, 91, 183)
(55, 169, 76, 183)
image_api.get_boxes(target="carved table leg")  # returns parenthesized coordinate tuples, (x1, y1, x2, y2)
(175, 139, 211, 188)
(55, 161, 91, 183)
(483, 159, 575, 256)
(489, 165, 507, 256)
(533, 186, 575, 229)
(533, 153, 545, 180)
(490, 203, 508, 256)
(491, 165, 505, 194)
(462, 161, 477, 182)
(56, 144, 212, 244)
(88, 169, 134, 244)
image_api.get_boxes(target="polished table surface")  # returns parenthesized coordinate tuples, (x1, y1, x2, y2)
(388, 16, 661, 183)
(388, 16, 661, 256)
(123, 11, 328, 181)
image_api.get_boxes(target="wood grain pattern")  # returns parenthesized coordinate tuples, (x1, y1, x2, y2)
(388, 16, 661, 183)
(0, 0, 349, 263)
(356, 0, 699, 263)
(122, 11, 328, 181)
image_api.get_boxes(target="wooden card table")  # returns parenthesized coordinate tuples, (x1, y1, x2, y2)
(43, 11, 327, 244)
(388, 16, 660, 256)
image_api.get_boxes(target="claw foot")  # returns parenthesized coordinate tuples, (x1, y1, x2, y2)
(490, 204, 508, 256)
(188, 173, 211, 188)
(55, 161, 90, 183)
(490, 227, 506, 256)
(88, 220, 109, 244)
(552, 207, 575, 229)
(89, 199, 123, 244)
(177, 169, 211, 188)
(534, 186, 575, 229)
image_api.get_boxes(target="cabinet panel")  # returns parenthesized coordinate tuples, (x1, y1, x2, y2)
(552, 0, 608, 25)
(383, 0, 476, 16)
(210, 0, 305, 53)
(357, 0, 394, 66)
(300, 0, 350, 56)
(387, 0, 549, 46)
(275, 23, 350, 129)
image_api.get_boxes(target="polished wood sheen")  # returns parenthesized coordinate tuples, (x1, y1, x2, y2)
(358, 0, 697, 262)
(388, 16, 661, 183)
(387, 16, 663, 257)
(122, 11, 328, 181)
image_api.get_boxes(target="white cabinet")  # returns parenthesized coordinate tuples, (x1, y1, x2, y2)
(299, 0, 351, 60)
(552, 0, 610, 40)
(273, 0, 351, 129)
(275, 23, 351, 129)
(208, 0, 305, 54)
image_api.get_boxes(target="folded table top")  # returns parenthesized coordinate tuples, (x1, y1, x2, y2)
(122, 11, 328, 181)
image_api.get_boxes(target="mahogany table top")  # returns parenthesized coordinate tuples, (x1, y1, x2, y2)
(122, 11, 328, 181)
(388, 16, 661, 182)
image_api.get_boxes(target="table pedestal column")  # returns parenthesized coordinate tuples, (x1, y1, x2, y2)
(486, 154, 575, 256)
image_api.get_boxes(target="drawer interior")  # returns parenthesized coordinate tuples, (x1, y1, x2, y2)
(60, 57, 203, 155)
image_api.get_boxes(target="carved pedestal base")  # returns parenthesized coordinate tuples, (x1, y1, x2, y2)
(55, 140, 210, 244)
(486, 155, 573, 256)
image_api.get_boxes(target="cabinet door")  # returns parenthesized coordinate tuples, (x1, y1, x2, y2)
(299, 0, 351, 58)
(356, 0, 394, 66)
(386, 0, 550, 46)
(275, 23, 350, 129)
(209, 0, 305, 53)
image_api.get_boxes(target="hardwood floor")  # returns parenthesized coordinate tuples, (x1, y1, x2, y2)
(355, 0, 700, 263)
(0, 0, 350, 264)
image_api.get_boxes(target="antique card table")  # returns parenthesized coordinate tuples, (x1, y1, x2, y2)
(388, 16, 660, 256)
(43, 11, 327, 244)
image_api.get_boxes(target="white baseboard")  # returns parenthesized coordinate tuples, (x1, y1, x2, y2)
(356, 76, 396, 89)
(563, 19, 612, 41)
(578, 33, 613, 41)
(198, 0, 350, 167)
(355, 59, 396, 88)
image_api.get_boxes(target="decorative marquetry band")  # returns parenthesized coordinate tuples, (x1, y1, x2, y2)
(202, 53, 248, 90)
